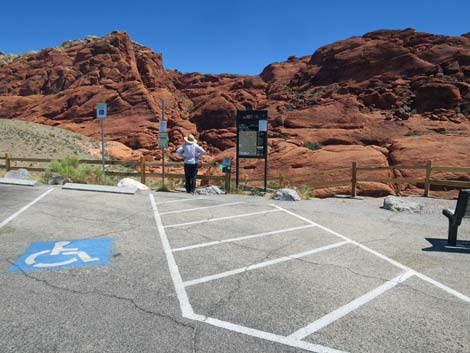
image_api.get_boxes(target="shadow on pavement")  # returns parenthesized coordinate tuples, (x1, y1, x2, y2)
(423, 238, 470, 254)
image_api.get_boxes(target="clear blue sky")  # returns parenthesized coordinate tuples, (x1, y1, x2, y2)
(1, 0, 469, 75)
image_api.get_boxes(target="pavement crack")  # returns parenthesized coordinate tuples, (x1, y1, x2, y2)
(285, 256, 468, 306)
(191, 322, 199, 353)
(8, 259, 197, 335)
(205, 243, 288, 318)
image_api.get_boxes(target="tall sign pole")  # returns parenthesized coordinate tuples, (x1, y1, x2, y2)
(162, 100, 165, 187)
(158, 100, 169, 188)
(96, 103, 107, 177)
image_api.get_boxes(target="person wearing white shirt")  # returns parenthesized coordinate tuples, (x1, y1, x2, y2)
(176, 134, 205, 193)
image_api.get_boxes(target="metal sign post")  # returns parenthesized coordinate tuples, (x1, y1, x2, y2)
(96, 103, 107, 177)
(159, 100, 168, 188)
(236, 110, 268, 192)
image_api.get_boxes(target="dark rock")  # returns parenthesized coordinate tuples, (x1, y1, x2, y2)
(48, 175, 65, 185)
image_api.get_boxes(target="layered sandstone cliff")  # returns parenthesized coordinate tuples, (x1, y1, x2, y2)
(1, 29, 470, 196)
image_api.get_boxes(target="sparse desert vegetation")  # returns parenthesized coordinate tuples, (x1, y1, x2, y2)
(0, 119, 103, 159)
(0, 119, 132, 181)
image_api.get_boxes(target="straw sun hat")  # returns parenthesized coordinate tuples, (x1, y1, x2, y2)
(184, 134, 197, 144)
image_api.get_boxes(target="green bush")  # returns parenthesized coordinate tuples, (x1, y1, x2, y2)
(304, 142, 322, 150)
(249, 188, 265, 197)
(405, 130, 423, 136)
(43, 155, 107, 184)
(267, 181, 281, 189)
(149, 178, 176, 191)
(295, 184, 315, 199)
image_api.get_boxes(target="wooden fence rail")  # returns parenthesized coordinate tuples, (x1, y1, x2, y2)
(241, 160, 470, 197)
(2, 153, 231, 192)
(2, 153, 470, 196)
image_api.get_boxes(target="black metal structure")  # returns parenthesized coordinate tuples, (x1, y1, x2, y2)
(442, 189, 470, 246)
(236, 110, 268, 191)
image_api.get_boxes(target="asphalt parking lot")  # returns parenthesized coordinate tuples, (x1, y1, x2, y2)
(0, 184, 469, 353)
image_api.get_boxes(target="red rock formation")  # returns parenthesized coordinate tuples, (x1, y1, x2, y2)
(1, 28, 470, 197)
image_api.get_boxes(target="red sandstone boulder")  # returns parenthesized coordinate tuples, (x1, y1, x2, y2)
(191, 95, 238, 130)
(415, 83, 461, 112)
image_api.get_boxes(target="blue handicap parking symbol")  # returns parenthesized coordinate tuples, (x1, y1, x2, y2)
(9, 238, 113, 272)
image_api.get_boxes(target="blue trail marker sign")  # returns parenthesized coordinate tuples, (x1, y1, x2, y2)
(96, 103, 107, 175)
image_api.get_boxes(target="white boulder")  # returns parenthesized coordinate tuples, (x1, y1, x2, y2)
(117, 178, 148, 190)
(4, 168, 32, 180)
(273, 188, 301, 201)
(195, 185, 224, 195)
(383, 196, 423, 213)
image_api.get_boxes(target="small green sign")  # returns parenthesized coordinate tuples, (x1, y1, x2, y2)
(158, 132, 169, 147)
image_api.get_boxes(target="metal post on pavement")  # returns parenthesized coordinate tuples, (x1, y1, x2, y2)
(100, 118, 105, 177)
(161, 99, 165, 188)
(96, 103, 107, 178)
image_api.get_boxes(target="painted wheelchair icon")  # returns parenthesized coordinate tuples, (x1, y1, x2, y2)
(9, 237, 113, 272)
(25, 241, 100, 268)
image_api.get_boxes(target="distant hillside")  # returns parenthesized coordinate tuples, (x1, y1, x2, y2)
(0, 119, 104, 159)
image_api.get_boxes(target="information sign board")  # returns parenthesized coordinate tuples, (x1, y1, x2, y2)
(158, 132, 169, 147)
(237, 111, 268, 159)
(236, 110, 268, 191)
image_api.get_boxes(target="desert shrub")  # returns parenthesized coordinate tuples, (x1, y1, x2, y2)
(405, 130, 423, 136)
(304, 142, 322, 150)
(149, 177, 176, 191)
(267, 181, 281, 189)
(295, 184, 315, 199)
(43, 155, 106, 184)
(249, 187, 265, 197)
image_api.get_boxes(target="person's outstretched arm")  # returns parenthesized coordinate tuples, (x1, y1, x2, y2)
(195, 145, 205, 159)
(176, 146, 184, 158)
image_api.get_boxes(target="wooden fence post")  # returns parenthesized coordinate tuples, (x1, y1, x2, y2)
(424, 160, 432, 197)
(140, 156, 146, 185)
(351, 161, 358, 197)
(5, 153, 11, 171)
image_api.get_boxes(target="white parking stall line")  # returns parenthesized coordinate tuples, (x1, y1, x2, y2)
(155, 198, 204, 205)
(270, 204, 353, 243)
(183, 241, 350, 287)
(288, 271, 415, 340)
(414, 272, 470, 303)
(271, 204, 470, 303)
(172, 224, 316, 252)
(151, 194, 344, 353)
(164, 209, 281, 228)
(188, 313, 349, 353)
(0, 188, 54, 229)
(150, 194, 194, 317)
(160, 202, 245, 215)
